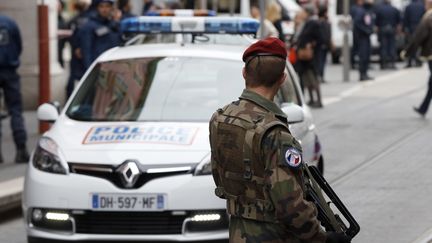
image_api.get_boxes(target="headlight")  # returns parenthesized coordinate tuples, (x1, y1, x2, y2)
(194, 154, 212, 176)
(32, 137, 68, 175)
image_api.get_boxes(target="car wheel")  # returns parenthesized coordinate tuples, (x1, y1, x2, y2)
(317, 156, 324, 175)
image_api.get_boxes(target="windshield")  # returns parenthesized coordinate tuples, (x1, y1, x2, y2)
(66, 56, 299, 122)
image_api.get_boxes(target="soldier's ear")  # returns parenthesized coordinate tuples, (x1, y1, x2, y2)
(242, 67, 246, 79)
(278, 72, 287, 86)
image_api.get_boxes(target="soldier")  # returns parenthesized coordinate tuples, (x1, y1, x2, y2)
(79, 0, 122, 70)
(209, 37, 350, 243)
(354, 0, 375, 81)
(375, 0, 401, 70)
(0, 14, 29, 163)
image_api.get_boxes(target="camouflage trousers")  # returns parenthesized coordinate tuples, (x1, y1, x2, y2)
(229, 216, 302, 243)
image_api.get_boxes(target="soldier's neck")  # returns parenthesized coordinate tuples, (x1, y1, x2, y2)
(247, 86, 276, 102)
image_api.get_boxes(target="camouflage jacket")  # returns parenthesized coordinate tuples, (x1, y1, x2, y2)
(209, 89, 326, 243)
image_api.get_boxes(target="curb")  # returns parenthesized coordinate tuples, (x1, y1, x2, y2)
(0, 177, 23, 214)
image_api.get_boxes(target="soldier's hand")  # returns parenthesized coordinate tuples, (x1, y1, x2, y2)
(325, 232, 351, 243)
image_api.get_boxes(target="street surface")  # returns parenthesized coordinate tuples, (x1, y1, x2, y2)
(1, 62, 432, 243)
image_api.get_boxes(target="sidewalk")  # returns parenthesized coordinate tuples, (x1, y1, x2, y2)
(0, 111, 40, 213)
(319, 61, 415, 105)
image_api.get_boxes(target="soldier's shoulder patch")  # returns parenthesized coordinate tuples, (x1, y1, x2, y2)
(283, 146, 302, 169)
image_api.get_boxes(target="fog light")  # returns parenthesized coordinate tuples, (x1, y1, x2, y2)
(45, 212, 70, 221)
(32, 209, 43, 222)
(190, 213, 221, 222)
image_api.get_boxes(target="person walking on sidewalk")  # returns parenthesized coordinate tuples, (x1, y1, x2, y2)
(375, 0, 401, 70)
(354, 0, 375, 81)
(403, 0, 432, 117)
(350, 0, 364, 69)
(317, 5, 332, 83)
(403, 0, 425, 68)
(0, 14, 29, 163)
(295, 5, 324, 108)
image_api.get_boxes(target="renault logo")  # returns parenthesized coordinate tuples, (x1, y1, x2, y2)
(116, 161, 141, 188)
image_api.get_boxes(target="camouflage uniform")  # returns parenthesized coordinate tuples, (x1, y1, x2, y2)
(209, 89, 326, 243)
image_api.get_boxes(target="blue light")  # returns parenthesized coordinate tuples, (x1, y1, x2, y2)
(204, 18, 259, 34)
(238, 19, 261, 34)
(207, 10, 217, 16)
(205, 18, 238, 33)
(145, 11, 160, 16)
(120, 17, 259, 35)
(121, 17, 171, 34)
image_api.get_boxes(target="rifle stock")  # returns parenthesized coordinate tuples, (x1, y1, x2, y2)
(304, 165, 360, 238)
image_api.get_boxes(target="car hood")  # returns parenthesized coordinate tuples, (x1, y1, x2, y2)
(46, 119, 210, 165)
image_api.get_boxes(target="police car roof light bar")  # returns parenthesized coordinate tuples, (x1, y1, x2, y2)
(120, 17, 260, 35)
(145, 9, 217, 17)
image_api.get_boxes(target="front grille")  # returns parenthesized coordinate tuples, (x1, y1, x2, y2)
(73, 211, 187, 234)
(69, 163, 192, 189)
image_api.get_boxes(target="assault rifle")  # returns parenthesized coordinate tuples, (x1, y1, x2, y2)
(304, 165, 360, 239)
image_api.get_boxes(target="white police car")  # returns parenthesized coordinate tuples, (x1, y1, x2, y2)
(23, 17, 324, 242)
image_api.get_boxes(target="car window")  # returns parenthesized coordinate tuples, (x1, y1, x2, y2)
(66, 57, 301, 122)
(276, 67, 301, 106)
(66, 57, 243, 122)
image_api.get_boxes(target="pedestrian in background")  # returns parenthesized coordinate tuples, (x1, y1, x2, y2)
(209, 37, 351, 243)
(167, 1, 184, 9)
(403, 0, 425, 68)
(318, 5, 332, 83)
(250, 3, 279, 38)
(80, 0, 122, 70)
(57, 0, 68, 68)
(142, 0, 155, 15)
(294, 5, 324, 108)
(66, 0, 91, 99)
(118, 0, 136, 20)
(403, 0, 432, 117)
(0, 14, 29, 163)
(266, 1, 286, 42)
(353, 0, 375, 81)
(350, 0, 364, 69)
(375, 0, 401, 70)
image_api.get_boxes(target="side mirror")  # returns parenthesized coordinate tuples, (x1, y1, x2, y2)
(37, 103, 59, 123)
(281, 103, 304, 124)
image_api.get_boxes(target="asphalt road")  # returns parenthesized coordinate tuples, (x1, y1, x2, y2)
(1, 63, 432, 243)
(314, 65, 432, 243)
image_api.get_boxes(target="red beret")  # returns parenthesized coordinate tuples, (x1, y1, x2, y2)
(242, 37, 287, 62)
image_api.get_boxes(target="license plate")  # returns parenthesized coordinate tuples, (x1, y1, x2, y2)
(90, 193, 166, 211)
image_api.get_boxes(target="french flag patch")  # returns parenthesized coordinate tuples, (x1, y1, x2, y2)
(284, 147, 302, 168)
